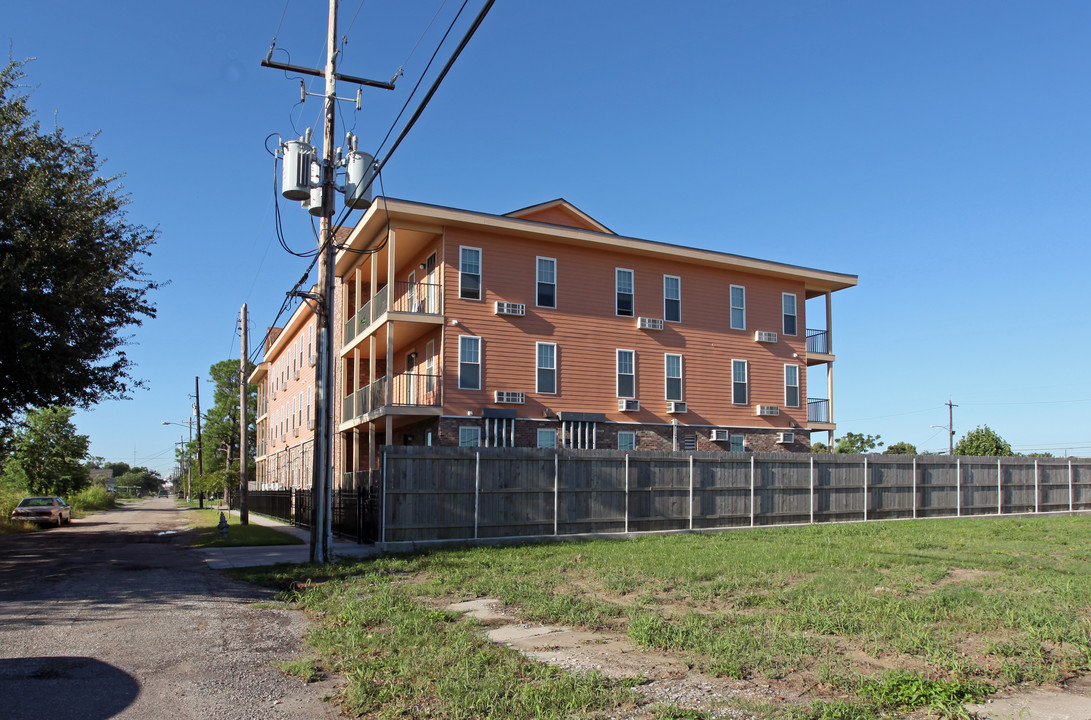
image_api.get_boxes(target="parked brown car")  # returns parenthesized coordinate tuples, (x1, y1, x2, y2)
(10, 496, 71, 527)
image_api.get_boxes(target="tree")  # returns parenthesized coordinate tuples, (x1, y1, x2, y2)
(883, 441, 918, 455)
(810, 441, 830, 454)
(1, 407, 90, 496)
(833, 432, 883, 454)
(186, 360, 255, 497)
(0, 60, 159, 426)
(955, 426, 1013, 457)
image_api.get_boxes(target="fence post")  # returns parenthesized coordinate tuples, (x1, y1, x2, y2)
(689, 455, 694, 531)
(474, 451, 480, 540)
(997, 458, 1002, 516)
(381, 450, 387, 544)
(1069, 459, 1074, 513)
(1034, 459, 1039, 514)
(809, 455, 814, 525)
(912, 457, 918, 519)
(554, 452, 559, 536)
(956, 457, 961, 517)
(749, 455, 755, 527)
(863, 456, 869, 522)
(624, 454, 629, 534)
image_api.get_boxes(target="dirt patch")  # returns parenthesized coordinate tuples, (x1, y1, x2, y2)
(447, 598, 798, 719)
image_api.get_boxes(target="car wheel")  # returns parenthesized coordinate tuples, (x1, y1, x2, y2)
(56, 514, 63, 527)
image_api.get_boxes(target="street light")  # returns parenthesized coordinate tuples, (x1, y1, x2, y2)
(930, 424, 955, 456)
(163, 419, 194, 499)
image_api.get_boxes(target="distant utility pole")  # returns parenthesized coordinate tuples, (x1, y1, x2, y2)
(195, 375, 205, 509)
(261, 0, 394, 564)
(239, 303, 249, 525)
(947, 398, 958, 455)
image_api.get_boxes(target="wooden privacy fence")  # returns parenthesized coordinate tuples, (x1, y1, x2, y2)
(379, 447, 1091, 545)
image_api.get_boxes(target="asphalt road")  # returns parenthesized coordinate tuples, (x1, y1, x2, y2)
(0, 498, 343, 720)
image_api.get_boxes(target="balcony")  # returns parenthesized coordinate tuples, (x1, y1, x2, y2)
(806, 328, 834, 365)
(342, 281, 443, 355)
(340, 372, 441, 429)
(807, 397, 835, 431)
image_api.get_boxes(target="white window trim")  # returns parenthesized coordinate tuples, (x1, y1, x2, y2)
(665, 353, 683, 402)
(784, 364, 800, 408)
(615, 268, 634, 317)
(536, 341, 557, 395)
(459, 426, 481, 447)
(730, 284, 746, 331)
(732, 359, 748, 405)
(782, 292, 798, 336)
(617, 349, 636, 399)
(459, 246, 482, 301)
(458, 335, 482, 390)
(663, 274, 681, 323)
(536, 256, 557, 309)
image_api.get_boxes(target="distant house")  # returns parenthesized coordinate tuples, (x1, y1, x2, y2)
(332, 198, 856, 489)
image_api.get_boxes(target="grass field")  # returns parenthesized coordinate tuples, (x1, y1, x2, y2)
(236, 514, 1091, 719)
(184, 507, 305, 548)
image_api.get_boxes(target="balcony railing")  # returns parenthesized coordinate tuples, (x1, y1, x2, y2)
(342, 372, 441, 422)
(808, 397, 830, 423)
(806, 328, 829, 354)
(343, 282, 442, 348)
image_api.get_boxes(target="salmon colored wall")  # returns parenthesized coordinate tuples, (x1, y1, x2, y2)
(510, 205, 602, 231)
(440, 226, 807, 429)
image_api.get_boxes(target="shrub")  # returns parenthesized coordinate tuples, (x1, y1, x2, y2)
(69, 484, 116, 512)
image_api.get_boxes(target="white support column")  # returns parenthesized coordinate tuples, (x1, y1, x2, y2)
(1069, 459, 1074, 512)
(749, 455, 756, 527)
(912, 457, 918, 519)
(1034, 459, 1039, 514)
(997, 458, 1003, 515)
(688, 455, 694, 530)
(956, 457, 962, 517)
(553, 452, 559, 536)
(624, 454, 630, 534)
(863, 456, 869, 522)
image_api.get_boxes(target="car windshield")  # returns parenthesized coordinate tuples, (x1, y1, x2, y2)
(18, 498, 54, 507)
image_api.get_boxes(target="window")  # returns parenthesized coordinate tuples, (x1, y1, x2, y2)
(732, 359, 748, 405)
(425, 339, 436, 394)
(459, 426, 481, 447)
(537, 428, 557, 449)
(536, 342, 557, 394)
(730, 434, 746, 452)
(307, 386, 312, 426)
(459, 336, 481, 390)
(665, 354, 683, 401)
(536, 257, 556, 308)
(618, 431, 636, 451)
(459, 247, 481, 300)
(307, 324, 314, 364)
(782, 293, 798, 336)
(617, 350, 635, 398)
(784, 364, 800, 408)
(730, 285, 746, 330)
(616, 268, 634, 317)
(664, 275, 681, 323)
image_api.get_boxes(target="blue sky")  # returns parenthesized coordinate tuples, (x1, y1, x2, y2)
(7, 1, 1090, 476)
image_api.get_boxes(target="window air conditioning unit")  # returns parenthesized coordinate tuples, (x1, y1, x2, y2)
(618, 399, 640, 412)
(494, 390, 526, 404)
(710, 429, 730, 442)
(777, 432, 795, 444)
(293, 368, 300, 380)
(308, 353, 316, 367)
(494, 301, 525, 316)
(667, 401, 687, 414)
(307, 417, 314, 430)
(756, 404, 780, 416)
(293, 426, 299, 437)
(754, 331, 778, 343)
(638, 317, 664, 331)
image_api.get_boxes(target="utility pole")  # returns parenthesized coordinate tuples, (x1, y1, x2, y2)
(262, 0, 394, 564)
(239, 304, 249, 525)
(947, 398, 958, 455)
(195, 375, 205, 509)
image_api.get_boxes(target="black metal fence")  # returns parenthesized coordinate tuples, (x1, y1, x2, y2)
(246, 483, 381, 543)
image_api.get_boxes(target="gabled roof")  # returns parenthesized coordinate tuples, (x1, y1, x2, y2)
(505, 198, 616, 235)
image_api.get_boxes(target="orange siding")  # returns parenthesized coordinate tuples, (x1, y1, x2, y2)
(440, 227, 807, 429)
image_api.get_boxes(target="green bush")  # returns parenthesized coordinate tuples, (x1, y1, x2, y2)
(69, 484, 116, 512)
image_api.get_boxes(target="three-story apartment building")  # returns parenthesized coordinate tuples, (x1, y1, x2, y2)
(334, 198, 856, 488)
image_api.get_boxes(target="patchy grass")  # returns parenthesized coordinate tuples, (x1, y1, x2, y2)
(277, 657, 323, 683)
(233, 515, 1091, 719)
(185, 508, 304, 548)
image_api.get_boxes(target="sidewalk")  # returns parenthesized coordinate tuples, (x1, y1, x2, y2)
(195, 508, 381, 569)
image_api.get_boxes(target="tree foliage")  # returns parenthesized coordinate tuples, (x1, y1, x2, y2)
(186, 360, 256, 493)
(1, 407, 90, 496)
(833, 432, 883, 454)
(0, 60, 159, 426)
(955, 426, 1013, 457)
(883, 441, 918, 455)
(810, 441, 830, 454)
